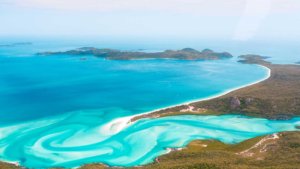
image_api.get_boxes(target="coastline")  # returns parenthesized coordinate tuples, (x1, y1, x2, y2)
(128, 64, 271, 123)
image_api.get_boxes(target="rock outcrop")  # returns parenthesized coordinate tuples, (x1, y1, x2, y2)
(230, 96, 241, 109)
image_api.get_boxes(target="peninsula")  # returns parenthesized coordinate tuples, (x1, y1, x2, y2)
(37, 48, 233, 60)
(132, 55, 300, 121)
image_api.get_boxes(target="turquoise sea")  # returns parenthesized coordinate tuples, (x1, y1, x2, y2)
(0, 38, 299, 168)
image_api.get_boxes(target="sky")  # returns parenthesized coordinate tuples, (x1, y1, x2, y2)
(1, 0, 300, 42)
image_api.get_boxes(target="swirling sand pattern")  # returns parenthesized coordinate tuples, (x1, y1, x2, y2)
(0, 109, 299, 168)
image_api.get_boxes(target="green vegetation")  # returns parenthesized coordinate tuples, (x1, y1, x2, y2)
(238, 54, 271, 65)
(0, 162, 20, 169)
(191, 63, 300, 120)
(37, 48, 233, 60)
(137, 132, 300, 169)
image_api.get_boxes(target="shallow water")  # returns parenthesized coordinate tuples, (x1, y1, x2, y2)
(0, 112, 299, 168)
(0, 39, 298, 168)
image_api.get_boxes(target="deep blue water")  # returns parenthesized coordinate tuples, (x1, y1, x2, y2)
(0, 55, 267, 123)
(0, 39, 299, 168)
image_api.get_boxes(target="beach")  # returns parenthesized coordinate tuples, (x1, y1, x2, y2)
(130, 65, 271, 122)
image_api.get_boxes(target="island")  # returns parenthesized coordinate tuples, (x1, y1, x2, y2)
(0, 42, 32, 47)
(1, 52, 299, 169)
(238, 54, 271, 65)
(37, 47, 233, 60)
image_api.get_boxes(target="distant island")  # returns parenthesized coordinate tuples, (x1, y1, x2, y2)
(238, 54, 271, 65)
(0, 42, 32, 47)
(37, 47, 233, 60)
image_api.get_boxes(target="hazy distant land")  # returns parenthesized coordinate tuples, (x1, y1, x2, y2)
(0, 42, 32, 47)
(37, 47, 233, 60)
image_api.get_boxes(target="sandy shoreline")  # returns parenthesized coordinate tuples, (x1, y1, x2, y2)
(127, 64, 271, 123)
